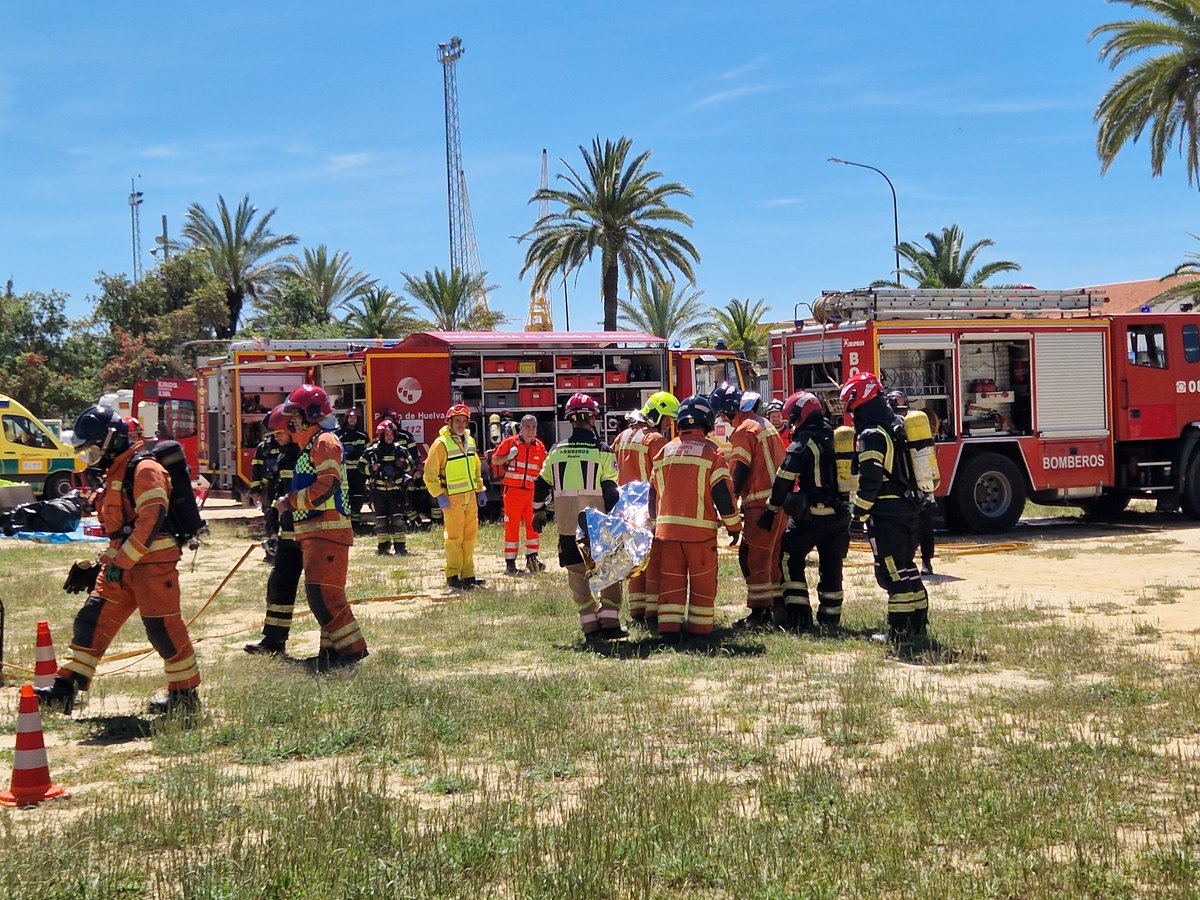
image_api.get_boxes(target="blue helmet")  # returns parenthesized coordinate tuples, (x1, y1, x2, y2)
(675, 395, 715, 433)
(708, 382, 742, 418)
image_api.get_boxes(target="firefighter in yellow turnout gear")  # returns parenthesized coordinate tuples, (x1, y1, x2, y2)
(424, 404, 487, 590)
(533, 393, 624, 639)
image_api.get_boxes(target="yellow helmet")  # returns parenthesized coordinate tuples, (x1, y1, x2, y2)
(641, 391, 680, 426)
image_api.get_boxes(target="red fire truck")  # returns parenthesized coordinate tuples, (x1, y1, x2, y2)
(195, 332, 749, 496)
(766, 288, 1200, 533)
(132, 378, 200, 476)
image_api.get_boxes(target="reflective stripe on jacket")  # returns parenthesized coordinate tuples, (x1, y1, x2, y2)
(424, 426, 482, 497)
(649, 434, 739, 541)
(492, 434, 547, 491)
(730, 412, 785, 506)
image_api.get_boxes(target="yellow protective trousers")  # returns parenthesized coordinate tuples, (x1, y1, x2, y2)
(442, 491, 480, 579)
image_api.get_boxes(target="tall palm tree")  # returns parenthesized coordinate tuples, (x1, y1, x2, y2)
(1091, 0, 1200, 185)
(180, 194, 299, 338)
(520, 136, 699, 331)
(711, 298, 771, 364)
(342, 286, 416, 338)
(870, 225, 1020, 289)
(616, 280, 709, 344)
(283, 244, 372, 322)
(401, 268, 506, 331)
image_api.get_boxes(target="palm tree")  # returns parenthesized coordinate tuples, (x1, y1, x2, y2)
(870, 225, 1020, 289)
(180, 194, 299, 338)
(283, 245, 372, 322)
(1091, 1, 1200, 185)
(401, 268, 506, 331)
(616, 280, 709, 344)
(520, 136, 699, 331)
(711, 298, 771, 364)
(342, 286, 416, 338)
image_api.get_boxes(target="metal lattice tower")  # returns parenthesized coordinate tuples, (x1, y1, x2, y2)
(128, 176, 144, 282)
(525, 149, 554, 331)
(459, 169, 490, 314)
(438, 37, 468, 278)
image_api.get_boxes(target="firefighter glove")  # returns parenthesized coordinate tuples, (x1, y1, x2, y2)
(105, 563, 125, 584)
(63, 559, 99, 594)
(727, 528, 741, 547)
(531, 508, 548, 533)
(437, 494, 451, 510)
(757, 508, 777, 531)
(477, 491, 488, 508)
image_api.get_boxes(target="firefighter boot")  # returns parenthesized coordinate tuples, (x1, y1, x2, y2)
(377, 541, 391, 556)
(34, 675, 81, 715)
(525, 553, 546, 574)
(505, 559, 524, 577)
(148, 688, 201, 720)
(393, 542, 408, 556)
(786, 603, 814, 633)
(447, 576, 464, 591)
(244, 639, 286, 656)
(304, 647, 369, 673)
(732, 607, 774, 630)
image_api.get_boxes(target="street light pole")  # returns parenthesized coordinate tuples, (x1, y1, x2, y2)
(828, 157, 900, 284)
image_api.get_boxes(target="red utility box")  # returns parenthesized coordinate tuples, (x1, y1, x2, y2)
(484, 359, 519, 374)
(558, 375, 578, 390)
(605, 370, 627, 384)
(579, 374, 603, 389)
(520, 387, 553, 407)
(555, 355, 573, 370)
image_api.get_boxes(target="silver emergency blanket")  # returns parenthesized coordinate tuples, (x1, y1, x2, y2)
(577, 480, 653, 593)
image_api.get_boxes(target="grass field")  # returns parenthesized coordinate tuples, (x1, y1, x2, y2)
(0, 520, 1198, 898)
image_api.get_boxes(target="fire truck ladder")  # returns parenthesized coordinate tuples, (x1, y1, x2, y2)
(813, 288, 1106, 323)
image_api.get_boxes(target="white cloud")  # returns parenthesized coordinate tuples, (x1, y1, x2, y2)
(684, 84, 775, 113)
(766, 197, 805, 208)
(139, 143, 182, 160)
(328, 152, 373, 171)
(721, 55, 768, 80)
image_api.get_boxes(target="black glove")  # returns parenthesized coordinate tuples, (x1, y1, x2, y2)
(531, 508, 548, 533)
(757, 508, 777, 531)
(63, 559, 100, 594)
(728, 528, 741, 547)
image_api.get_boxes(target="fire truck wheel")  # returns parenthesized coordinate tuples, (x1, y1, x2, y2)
(1180, 451, 1200, 520)
(951, 452, 1026, 534)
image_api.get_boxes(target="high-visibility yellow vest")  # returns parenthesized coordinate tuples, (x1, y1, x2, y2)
(435, 430, 480, 495)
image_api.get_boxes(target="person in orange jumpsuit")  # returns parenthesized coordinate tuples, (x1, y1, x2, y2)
(491, 414, 547, 576)
(278, 384, 368, 671)
(36, 406, 201, 717)
(764, 398, 790, 448)
(649, 395, 741, 642)
(710, 383, 787, 629)
(613, 392, 678, 623)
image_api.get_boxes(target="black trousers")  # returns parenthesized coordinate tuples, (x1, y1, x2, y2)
(780, 511, 850, 627)
(868, 511, 929, 639)
(919, 502, 935, 565)
(261, 538, 303, 646)
(347, 471, 368, 528)
(373, 488, 407, 541)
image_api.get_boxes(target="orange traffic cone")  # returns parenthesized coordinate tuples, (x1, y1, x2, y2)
(0, 684, 69, 807)
(33, 621, 58, 689)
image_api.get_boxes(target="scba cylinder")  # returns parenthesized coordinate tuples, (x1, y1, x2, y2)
(904, 410, 940, 495)
(833, 425, 857, 497)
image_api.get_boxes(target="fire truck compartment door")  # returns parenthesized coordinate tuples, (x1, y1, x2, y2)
(1033, 332, 1108, 436)
(789, 339, 842, 364)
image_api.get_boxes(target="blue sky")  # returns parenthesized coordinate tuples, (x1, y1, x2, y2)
(3, 1, 1197, 329)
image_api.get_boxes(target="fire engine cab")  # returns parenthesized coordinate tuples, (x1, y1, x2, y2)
(767, 288, 1200, 532)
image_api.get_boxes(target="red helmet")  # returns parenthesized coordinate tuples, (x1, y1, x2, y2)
(840, 372, 883, 412)
(446, 403, 471, 421)
(284, 384, 333, 421)
(565, 392, 600, 421)
(783, 391, 823, 429)
(376, 419, 395, 437)
(265, 404, 291, 432)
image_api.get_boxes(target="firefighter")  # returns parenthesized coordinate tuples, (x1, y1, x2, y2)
(245, 405, 302, 655)
(363, 419, 413, 556)
(887, 390, 937, 575)
(424, 404, 487, 590)
(842, 372, 930, 646)
(532, 392, 624, 639)
(649, 395, 741, 641)
(613, 392, 679, 623)
(389, 420, 431, 529)
(336, 409, 370, 535)
(648, 396, 739, 643)
(710, 383, 787, 629)
(36, 406, 201, 717)
(277, 384, 369, 670)
(249, 422, 283, 563)
(761, 391, 850, 632)
(764, 398, 789, 447)
(491, 413, 548, 575)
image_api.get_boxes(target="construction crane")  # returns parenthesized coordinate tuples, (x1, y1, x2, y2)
(437, 36, 489, 319)
(525, 149, 554, 331)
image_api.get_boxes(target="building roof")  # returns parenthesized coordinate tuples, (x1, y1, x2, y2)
(1085, 275, 1200, 313)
